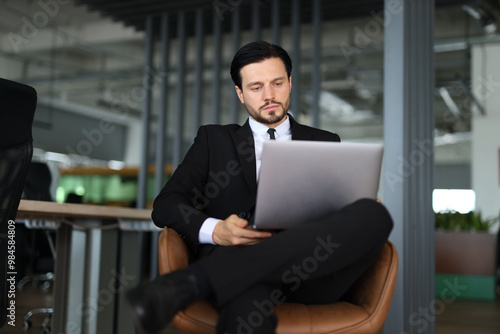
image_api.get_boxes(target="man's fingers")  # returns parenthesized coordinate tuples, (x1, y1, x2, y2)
(237, 228, 272, 239)
(235, 218, 249, 228)
(213, 214, 273, 246)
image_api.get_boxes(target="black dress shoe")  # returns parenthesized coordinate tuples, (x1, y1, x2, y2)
(125, 270, 200, 334)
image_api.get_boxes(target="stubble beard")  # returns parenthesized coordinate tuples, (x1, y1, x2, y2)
(246, 100, 290, 125)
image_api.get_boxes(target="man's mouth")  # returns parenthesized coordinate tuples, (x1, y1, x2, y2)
(262, 104, 280, 112)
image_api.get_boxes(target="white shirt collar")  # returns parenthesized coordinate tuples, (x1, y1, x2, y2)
(248, 115, 291, 139)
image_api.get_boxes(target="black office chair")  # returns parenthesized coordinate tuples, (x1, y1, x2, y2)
(0, 78, 37, 328)
(19, 162, 56, 288)
(18, 162, 57, 333)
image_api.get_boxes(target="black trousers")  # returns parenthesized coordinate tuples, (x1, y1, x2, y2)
(196, 198, 393, 334)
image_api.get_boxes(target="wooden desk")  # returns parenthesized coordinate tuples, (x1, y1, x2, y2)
(18, 200, 152, 220)
(17, 200, 157, 334)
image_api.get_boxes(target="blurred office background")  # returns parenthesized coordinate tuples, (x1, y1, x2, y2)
(1, 0, 499, 333)
(1, 0, 499, 211)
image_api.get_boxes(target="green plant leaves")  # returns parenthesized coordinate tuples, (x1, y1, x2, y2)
(435, 211, 498, 232)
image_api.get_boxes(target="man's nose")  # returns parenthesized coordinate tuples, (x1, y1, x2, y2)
(263, 86, 275, 101)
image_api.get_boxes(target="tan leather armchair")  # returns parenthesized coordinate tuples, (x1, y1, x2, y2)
(158, 227, 398, 334)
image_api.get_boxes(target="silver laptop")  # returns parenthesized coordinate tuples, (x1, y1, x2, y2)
(251, 140, 384, 230)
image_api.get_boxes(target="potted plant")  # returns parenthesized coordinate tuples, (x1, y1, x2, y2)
(435, 211, 498, 300)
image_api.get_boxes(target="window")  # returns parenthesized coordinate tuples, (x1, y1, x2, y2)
(432, 189, 476, 213)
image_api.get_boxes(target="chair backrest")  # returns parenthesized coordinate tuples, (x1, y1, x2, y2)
(23, 162, 53, 201)
(0, 78, 37, 328)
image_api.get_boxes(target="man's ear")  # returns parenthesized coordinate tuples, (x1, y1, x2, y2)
(235, 85, 245, 104)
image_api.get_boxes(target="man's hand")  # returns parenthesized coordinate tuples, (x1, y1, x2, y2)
(212, 214, 274, 246)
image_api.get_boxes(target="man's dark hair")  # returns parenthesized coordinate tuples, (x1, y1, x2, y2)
(230, 40, 293, 89)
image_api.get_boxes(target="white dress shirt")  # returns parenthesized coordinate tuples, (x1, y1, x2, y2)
(198, 116, 292, 244)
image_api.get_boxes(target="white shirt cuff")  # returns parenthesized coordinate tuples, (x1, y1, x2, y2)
(199, 217, 221, 245)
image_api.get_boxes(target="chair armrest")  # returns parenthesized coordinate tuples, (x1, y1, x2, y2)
(342, 241, 398, 315)
(158, 227, 190, 274)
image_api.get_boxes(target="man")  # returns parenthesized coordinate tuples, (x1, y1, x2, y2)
(126, 41, 393, 334)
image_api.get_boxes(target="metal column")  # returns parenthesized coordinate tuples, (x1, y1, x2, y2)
(311, 0, 321, 128)
(125, 20, 153, 331)
(173, 11, 186, 169)
(211, 13, 222, 124)
(155, 14, 170, 199)
(383, 0, 435, 333)
(137, 15, 154, 209)
(119, 11, 154, 321)
(193, 8, 204, 133)
(152, 13, 171, 281)
(230, 7, 241, 124)
(271, 0, 280, 45)
(290, 0, 301, 116)
(252, 0, 261, 41)
(51, 224, 72, 333)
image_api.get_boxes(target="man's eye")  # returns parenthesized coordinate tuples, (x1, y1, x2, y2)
(274, 82, 282, 87)
(251, 87, 261, 91)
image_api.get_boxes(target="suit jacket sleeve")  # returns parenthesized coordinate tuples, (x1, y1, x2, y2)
(152, 126, 212, 254)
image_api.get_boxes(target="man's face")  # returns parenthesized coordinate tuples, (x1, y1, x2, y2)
(235, 57, 292, 128)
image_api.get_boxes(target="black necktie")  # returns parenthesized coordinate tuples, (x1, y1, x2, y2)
(267, 128, 276, 140)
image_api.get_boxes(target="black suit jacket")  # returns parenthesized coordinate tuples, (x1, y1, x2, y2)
(152, 114, 340, 256)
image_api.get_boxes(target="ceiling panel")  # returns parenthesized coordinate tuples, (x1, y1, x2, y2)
(75, 0, 474, 38)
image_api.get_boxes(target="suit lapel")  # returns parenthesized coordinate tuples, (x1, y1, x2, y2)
(289, 114, 314, 140)
(231, 120, 258, 196)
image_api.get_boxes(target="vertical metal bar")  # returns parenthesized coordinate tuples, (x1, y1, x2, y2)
(136, 17, 154, 300)
(151, 13, 170, 281)
(64, 229, 87, 333)
(383, 0, 435, 333)
(155, 13, 170, 197)
(82, 228, 100, 334)
(252, 0, 261, 41)
(230, 6, 241, 124)
(271, 0, 280, 45)
(383, 1, 407, 330)
(420, 2, 435, 329)
(212, 13, 222, 124)
(137, 15, 154, 209)
(115, 230, 143, 334)
(291, 0, 301, 116)
(173, 11, 186, 169)
(51, 224, 71, 333)
(193, 8, 204, 132)
(95, 228, 119, 333)
(311, 0, 321, 128)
